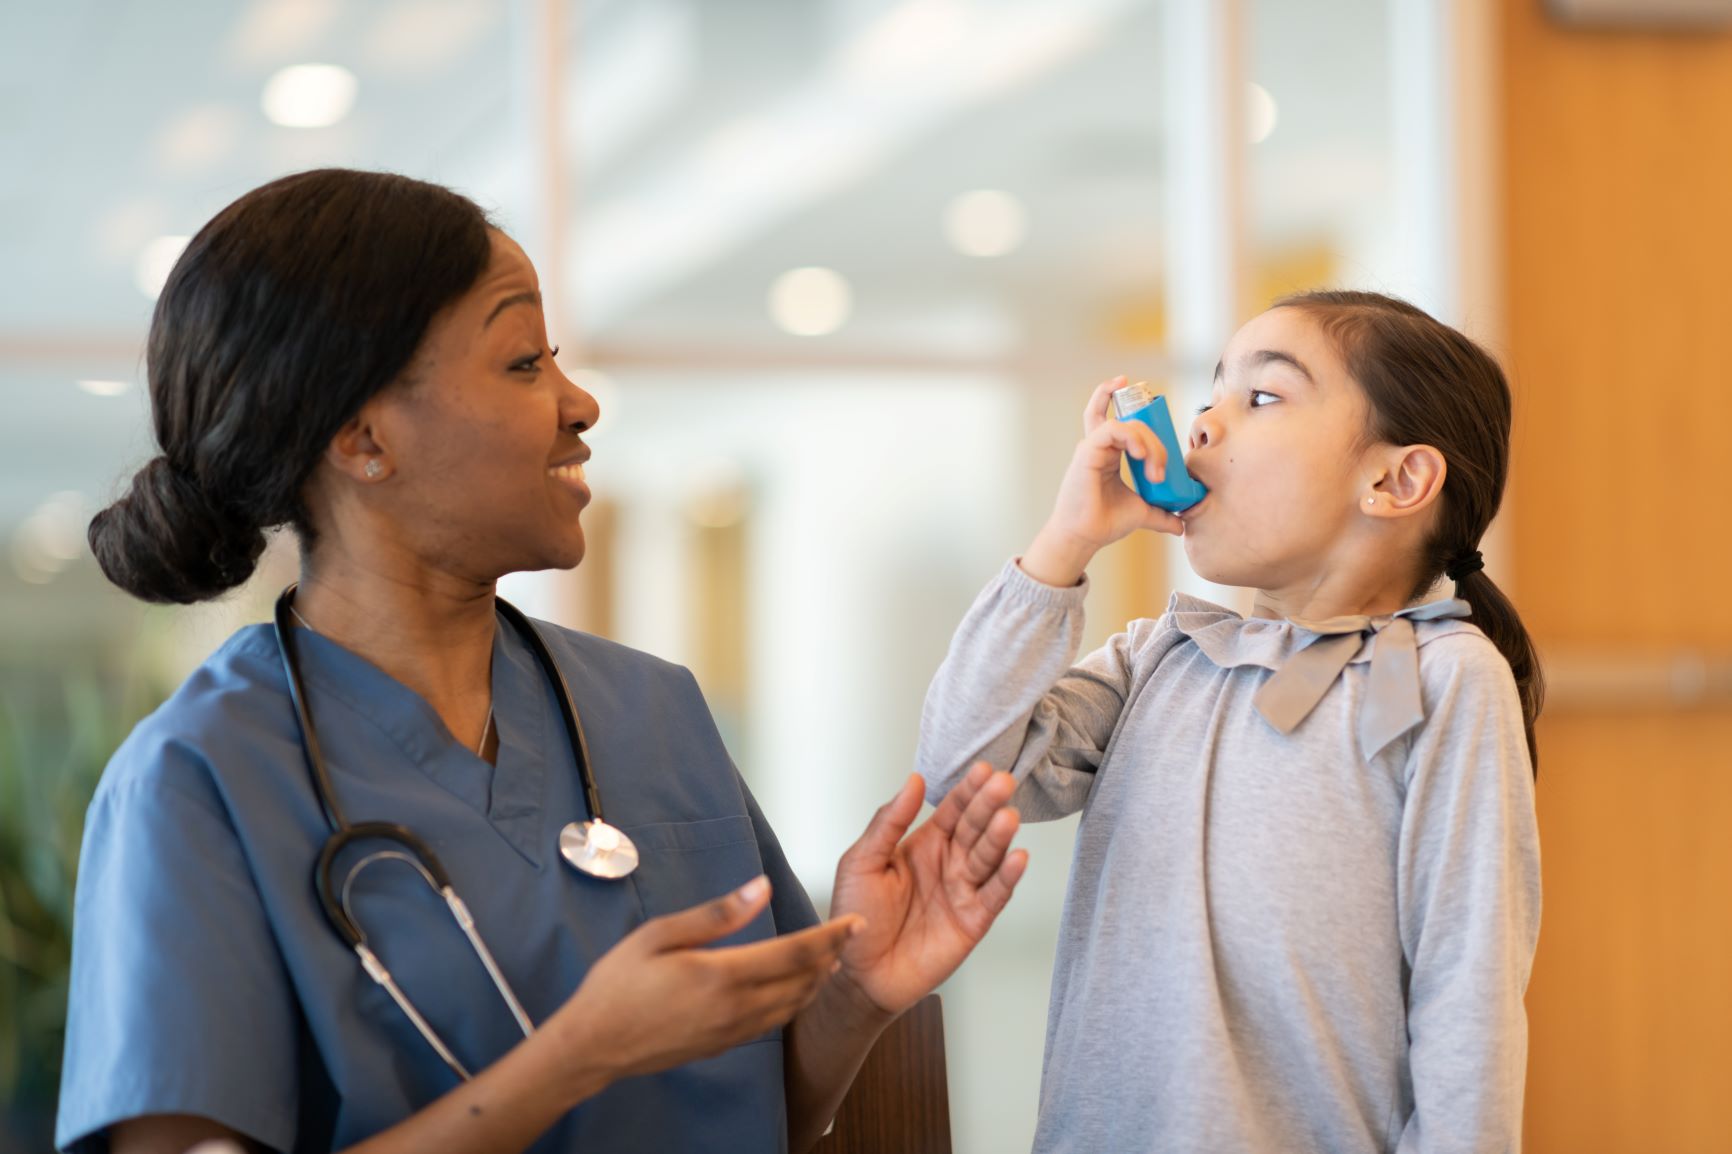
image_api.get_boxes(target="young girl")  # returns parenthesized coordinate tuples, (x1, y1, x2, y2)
(916, 291, 1541, 1153)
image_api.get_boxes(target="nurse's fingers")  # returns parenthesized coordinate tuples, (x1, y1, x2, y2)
(846, 774, 925, 866)
(973, 848, 1030, 919)
(723, 916, 861, 987)
(928, 761, 993, 838)
(636, 874, 774, 952)
(736, 963, 834, 1029)
(949, 768, 1018, 858)
(960, 804, 1021, 887)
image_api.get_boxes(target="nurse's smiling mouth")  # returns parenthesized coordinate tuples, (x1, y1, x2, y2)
(548, 447, 591, 503)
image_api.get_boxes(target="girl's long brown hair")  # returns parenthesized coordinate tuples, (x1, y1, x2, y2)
(1277, 290, 1544, 773)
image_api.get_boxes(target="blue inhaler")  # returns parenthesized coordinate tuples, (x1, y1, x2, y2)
(1111, 382, 1207, 513)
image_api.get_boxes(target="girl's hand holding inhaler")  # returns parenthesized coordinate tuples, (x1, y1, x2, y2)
(1022, 375, 1190, 588)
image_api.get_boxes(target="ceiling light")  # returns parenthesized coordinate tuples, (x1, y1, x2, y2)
(262, 64, 359, 128)
(1248, 82, 1278, 144)
(77, 379, 133, 397)
(767, 267, 852, 337)
(944, 190, 1028, 257)
(135, 235, 191, 299)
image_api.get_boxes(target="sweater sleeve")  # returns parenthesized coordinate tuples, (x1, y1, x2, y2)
(1395, 633, 1542, 1154)
(913, 559, 1140, 821)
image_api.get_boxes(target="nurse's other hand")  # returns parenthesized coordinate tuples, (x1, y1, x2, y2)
(828, 764, 1027, 1019)
(548, 878, 860, 1086)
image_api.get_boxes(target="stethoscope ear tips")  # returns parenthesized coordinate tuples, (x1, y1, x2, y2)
(560, 819, 640, 879)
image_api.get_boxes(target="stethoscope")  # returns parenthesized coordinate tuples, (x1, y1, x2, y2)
(272, 587, 640, 1080)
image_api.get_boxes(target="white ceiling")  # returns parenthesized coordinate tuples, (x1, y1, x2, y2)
(0, 0, 1392, 641)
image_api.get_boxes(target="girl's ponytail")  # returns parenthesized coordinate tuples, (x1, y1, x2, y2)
(1450, 562, 1545, 772)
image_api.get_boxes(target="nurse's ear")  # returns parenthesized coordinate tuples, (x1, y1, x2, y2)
(325, 408, 395, 485)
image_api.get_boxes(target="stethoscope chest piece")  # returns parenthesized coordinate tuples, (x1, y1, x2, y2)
(560, 819, 639, 879)
(279, 587, 644, 1080)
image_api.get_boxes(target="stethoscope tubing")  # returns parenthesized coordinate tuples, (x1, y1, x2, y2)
(271, 587, 614, 1080)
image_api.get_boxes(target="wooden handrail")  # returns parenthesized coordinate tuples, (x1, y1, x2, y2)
(1542, 650, 1732, 710)
(812, 993, 952, 1154)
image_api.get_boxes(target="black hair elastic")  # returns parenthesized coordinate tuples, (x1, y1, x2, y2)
(1445, 550, 1485, 582)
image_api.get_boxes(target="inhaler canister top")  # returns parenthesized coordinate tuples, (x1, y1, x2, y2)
(1111, 382, 1155, 421)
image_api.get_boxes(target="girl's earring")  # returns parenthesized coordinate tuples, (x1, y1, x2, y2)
(364, 459, 385, 480)
(1364, 496, 1376, 507)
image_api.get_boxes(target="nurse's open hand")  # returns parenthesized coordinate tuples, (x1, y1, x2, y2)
(551, 878, 861, 1086)
(828, 763, 1028, 1018)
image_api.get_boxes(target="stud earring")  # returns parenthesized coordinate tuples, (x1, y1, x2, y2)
(364, 459, 384, 479)
(1365, 496, 1376, 507)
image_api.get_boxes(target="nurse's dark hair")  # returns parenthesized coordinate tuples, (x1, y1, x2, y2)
(1274, 289, 1544, 774)
(89, 168, 493, 605)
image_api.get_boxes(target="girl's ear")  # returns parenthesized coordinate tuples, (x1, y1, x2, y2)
(1364, 444, 1446, 518)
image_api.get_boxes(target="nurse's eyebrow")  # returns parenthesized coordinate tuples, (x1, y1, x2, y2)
(1215, 349, 1315, 385)
(484, 290, 541, 328)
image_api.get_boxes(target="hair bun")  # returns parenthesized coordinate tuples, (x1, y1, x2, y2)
(87, 456, 267, 604)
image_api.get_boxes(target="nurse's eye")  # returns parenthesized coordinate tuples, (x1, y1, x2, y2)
(1249, 389, 1280, 408)
(510, 345, 561, 374)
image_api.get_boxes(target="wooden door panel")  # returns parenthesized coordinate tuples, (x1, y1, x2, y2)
(1523, 713, 1732, 1151)
(1502, 2, 1732, 1149)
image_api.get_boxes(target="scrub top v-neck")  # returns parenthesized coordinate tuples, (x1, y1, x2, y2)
(56, 613, 817, 1154)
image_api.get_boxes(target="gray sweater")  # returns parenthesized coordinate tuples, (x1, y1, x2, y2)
(916, 561, 1541, 1154)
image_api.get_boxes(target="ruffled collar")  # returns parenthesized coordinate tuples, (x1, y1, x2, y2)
(1165, 592, 1477, 760)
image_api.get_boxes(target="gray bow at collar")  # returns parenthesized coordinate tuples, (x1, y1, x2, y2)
(1250, 599, 1472, 760)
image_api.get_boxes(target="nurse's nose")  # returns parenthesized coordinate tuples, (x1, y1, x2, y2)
(557, 365, 601, 434)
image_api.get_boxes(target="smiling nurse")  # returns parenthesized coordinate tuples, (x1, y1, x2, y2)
(55, 169, 1028, 1154)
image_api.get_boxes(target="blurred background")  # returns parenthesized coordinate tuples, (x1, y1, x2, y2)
(2, 0, 1730, 1150)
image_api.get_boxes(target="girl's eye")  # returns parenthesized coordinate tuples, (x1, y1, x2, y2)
(1250, 389, 1279, 408)
(1195, 402, 1214, 416)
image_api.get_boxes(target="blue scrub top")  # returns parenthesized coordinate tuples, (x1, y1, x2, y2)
(56, 613, 818, 1153)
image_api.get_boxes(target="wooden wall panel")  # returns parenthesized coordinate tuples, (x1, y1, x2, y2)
(1502, 3, 1732, 1150)
(1504, 1, 1732, 649)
